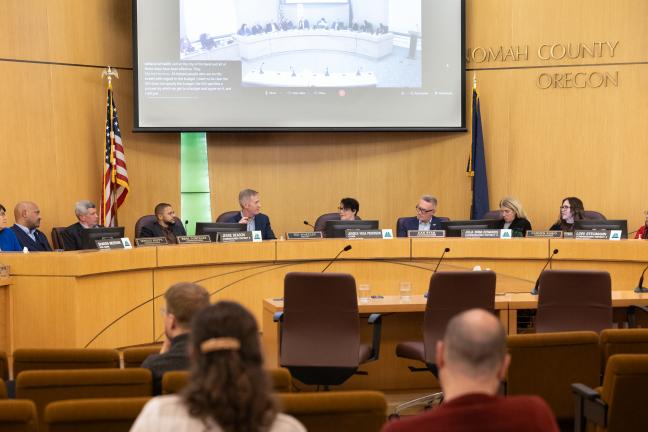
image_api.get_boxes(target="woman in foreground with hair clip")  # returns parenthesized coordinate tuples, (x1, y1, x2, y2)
(131, 301, 305, 432)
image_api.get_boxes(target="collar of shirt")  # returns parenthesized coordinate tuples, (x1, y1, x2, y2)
(418, 220, 432, 230)
(15, 223, 37, 239)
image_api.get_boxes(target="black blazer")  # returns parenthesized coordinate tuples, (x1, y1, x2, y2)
(140, 221, 187, 241)
(225, 213, 276, 240)
(397, 216, 445, 237)
(62, 222, 86, 251)
(11, 224, 52, 251)
(497, 217, 532, 237)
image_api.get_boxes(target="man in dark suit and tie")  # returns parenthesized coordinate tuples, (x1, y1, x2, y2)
(62, 200, 100, 250)
(397, 195, 444, 237)
(11, 201, 52, 251)
(226, 189, 276, 240)
(140, 203, 186, 244)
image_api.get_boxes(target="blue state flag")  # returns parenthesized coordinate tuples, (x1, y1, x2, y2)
(469, 88, 490, 219)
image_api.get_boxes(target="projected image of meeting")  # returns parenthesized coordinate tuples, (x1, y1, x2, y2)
(179, 0, 422, 88)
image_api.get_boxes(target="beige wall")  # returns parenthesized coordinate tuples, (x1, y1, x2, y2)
(1, 0, 647, 241)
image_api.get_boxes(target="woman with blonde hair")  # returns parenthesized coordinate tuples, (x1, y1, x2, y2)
(497, 197, 532, 237)
(131, 301, 305, 432)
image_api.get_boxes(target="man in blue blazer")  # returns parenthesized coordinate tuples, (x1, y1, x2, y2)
(397, 195, 444, 237)
(226, 189, 276, 240)
(11, 201, 52, 251)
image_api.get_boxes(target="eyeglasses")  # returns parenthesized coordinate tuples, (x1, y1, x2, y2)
(338, 207, 352, 211)
(560, 205, 571, 209)
(416, 206, 435, 213)
(0, 211, 5, 216)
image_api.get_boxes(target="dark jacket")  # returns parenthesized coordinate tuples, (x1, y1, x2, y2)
(225, 212, 276, 240)
(497, 217, 532, 237)
(140, 220, 186, 242)
(62, 222, 90, 251)
(141, 333, 190, 395)
(397, 216, 444, 237)
(11, 224, 52, 251)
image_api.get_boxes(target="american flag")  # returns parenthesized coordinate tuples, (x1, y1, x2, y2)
(101, 83, 129, 227)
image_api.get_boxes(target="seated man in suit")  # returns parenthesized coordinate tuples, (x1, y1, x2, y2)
(397, 195, 444, 237)
(62, 200, 100, 250)
(141, 282, 210, 395)
(11, 201, 52, 251)
(140, 203, 186, 244)
(226, 189, 276, 240)
(382, 309, 559, 432)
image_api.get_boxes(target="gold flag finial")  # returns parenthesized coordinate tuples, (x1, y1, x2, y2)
(473, 73, 477, 90)
(101, 66, 119, 85)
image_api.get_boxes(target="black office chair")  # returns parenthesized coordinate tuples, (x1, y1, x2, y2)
(393, 271, 496, 415)
(274, 272, 381, 389)
(395, 216, 449, 236)
(216, 210, 240, 223)
(535, 270, 612, 333)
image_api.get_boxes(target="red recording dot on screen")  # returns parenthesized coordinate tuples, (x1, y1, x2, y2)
(338, 89, 347, 97)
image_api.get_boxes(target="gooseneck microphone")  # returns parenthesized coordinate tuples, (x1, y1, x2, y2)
(303, 220, 315, 229)
(433, 247, 451, 273)
(321, 245, 352, 272)
(531, 248, 559, 295)
(633, 263, 648, 293)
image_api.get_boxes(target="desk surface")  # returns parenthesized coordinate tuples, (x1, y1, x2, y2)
(2, 237, 648, 350)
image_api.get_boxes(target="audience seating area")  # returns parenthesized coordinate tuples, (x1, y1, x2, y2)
(1, 328, 648, 431)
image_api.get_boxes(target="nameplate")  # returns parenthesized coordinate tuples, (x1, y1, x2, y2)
(135, 237, 168, 247)
(574, 230, 622, 240)
(346, 229, 383, 239)
(408, 230, 446, 238)
(0, 264, 9, 278)
(461, 229, 501, 238)
(177, 235, 211, 244)
(219, 231, 253, 243)
(286, 231, 323, 240)
(96, 239, 125, 250)
(526, 230, 563, 238)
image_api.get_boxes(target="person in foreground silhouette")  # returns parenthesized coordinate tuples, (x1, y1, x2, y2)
(132, 301, 305, 432)
(382, 309, 559, 432)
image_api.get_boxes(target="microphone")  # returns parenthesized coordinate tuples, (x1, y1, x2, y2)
(322, 245, 352, 272)
(433, 247, 451, 273)
(303, 220, 315, 229)
(634, 264, 648, 293)
(531, 248, 559, 295)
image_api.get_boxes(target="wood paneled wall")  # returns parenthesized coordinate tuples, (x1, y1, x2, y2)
(1, 0, 647, 241)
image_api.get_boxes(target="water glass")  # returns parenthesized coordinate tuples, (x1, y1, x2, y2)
(358, 284, 371, 303)
(399, 281, 412, 302)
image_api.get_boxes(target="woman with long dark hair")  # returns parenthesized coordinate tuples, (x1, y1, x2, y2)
(131, 301, 305, 432)
(549, 197, 586, 232)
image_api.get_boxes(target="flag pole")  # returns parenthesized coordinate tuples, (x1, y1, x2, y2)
(102, 66, 120, 226)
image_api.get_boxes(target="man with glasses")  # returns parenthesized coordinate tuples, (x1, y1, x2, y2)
(397, 195, 443, 237)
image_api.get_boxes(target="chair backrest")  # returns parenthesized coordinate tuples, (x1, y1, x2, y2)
(16, 368, 151, 432)
(0, 351, 7, 381)
(13, 348, 120, 377)
(134, 215, 156, 238)
(601, 354, 648, 432)
(281, 272, 360, 372)
(0, 381, 6, 399)
(45, 397, 150, 432)
(536, 270, 612, 333)
(507, 331, 599, 420)
(583, 210, 607, 220)
(50, 227, 66, 250)
(423, 271, 496, 364)
(216, 210, 240, 222)
(482, 210, 503, 220)
(162, 368, 292, 394)
(278, 391, 387, 432)
(314, 213, 340, 234)
(599, 328, 648, 375)
(395, 216, 450, 235)
(122, 345, 163, 368)
(0, 400, 37, 432)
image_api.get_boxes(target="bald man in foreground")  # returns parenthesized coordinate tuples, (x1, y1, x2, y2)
(11, 201, 52, 251)
(383, 309, 558, 432)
